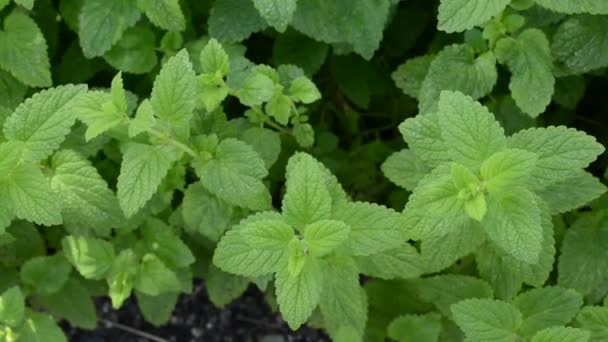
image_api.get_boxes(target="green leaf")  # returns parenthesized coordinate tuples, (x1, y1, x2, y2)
(107, 249, 138, 309)
(539, 171, 607, 214)
(289, 76, 321, 104)
(72, 91, 125, 141)
(533, 0, 608, 14)
(78, 0, 141, 58)
(416, 275, 494, 318)
(483, 188, 542, 263)
(137, 0, 185, 31)
(480, 149, 538, 194)
(181, 182, 233, 241)
(419, 46, 497, 114)
(275, 257, 323, 330)
(0, 287, 24, 327)
(198, 73, 229, 112)
(3, 85, 87, 161)
(0, 11, 51, 87)
(234, 70, 275, 107)
(451, 298, 522, 342)
(282, 152, 332, 230)
(208, 0, 267, 43)
(552, 15, 608, 74)
(450, 162, 479, 190)
(20, 255, 72, 295)
(206, 265, 249, 307)
(117, 143, 178, 218)
(398, 113, 450, 168)
(420, 222, 486, 273)
(104, 26, 158, 74)
(51, 150, 123, 234)
(387, 313, 442, 342)
(319, 256, 367, 338)
(272, 30, 328, 76)
(508, 126, 605, 188)
(18, 312, 66, 342)
(558, 212, 608, 295)
(514, 287, 583, 337)
(381, 149, 430, 192)
(291, 0, 390, 60)
(438, 0, 510, 33)
(199, 138, 271, 210)
(14, 0, 34, 9)
(240, 219, 294, 250)
(437, 91, 506, 170)
(253, 0, 297, 32)
(293, 123, 315, 148)
(576, 306, 608, 341)
(141, 219, 194, 268)
(129, 100, 156, 138)
(150, 49, 197, 138)
(354, 244, 424, 280)
(0, 69, 27, 111)
(213, 213, 288, 277)
(495, 29, 554, 117)
(135, 254, 181, 296)
(392, 55, 433, 99)
(200, 38, 230, 76)
(333, 202, 402, 256)
(265, 94, 292, 125)
(34, 278, 97, 330)
(62, 236, 115, 280)
(135, 291, 178, 327)
(241, 127, 281, 168)
(303, 220, 350, 257)
(532, 327, 590, 342)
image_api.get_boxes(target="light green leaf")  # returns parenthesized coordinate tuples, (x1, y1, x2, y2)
(319, 256, 367, 338)
(293, 123, 315, 148)
(129, 100, 156, 138)
(137, 0, 185, 31)
(437, 91, 506, 170)
(451, 298, 522, 342)
(199, 138, 271, 210)
(275, 257, 323, 330)
(200, 38, 230, 76)
(289, 76, 321, 104)
(416, 275, 493, 318)
(514, 287, 583, 337)
(78, 0, 141, 58)
(438, 0, 510, 33)
(241, 127, 281, 168)
(533, 0, 608, 14)
(552, 15, 608, 74)
(208, 0, 267, 42)
(282, 152, 332, 230)
(150, 49, 197, 138)
(291, 0, 390, 60)
(141, 219, 194, 268)
(387, 313, 442, 342)
(3, 85, 87, 161)
(392, 55, 433, 99)
(0, 69, 27, 111)
(576, 306, 608, 341)
(198, 74, 229, 112)
(450, 162, 479, 191)
(539, 170, 607, 214)
(381, 149, 430, 191)
(104, 26, 158, 74)
(265, 94, 292, 125)
(483, 188, 542, 263)
(480, 149, 538, 194)
(495, 29, 554, 117)
(51, 150, 123, 233)
(508, 126, 605, 188)
(135, 254, 181, 296)
(18, 312, 67, 342)
(0, 287, 24, 327)
(532, 327, 590, 342)
(398, 113, 450, 168)
(20, 255, 72, 295)
(558, 212, 608, 296)
(206, 265, 248, 307)
(107, 249, 138, 309)
(333, 201, 402, 256)
(354, 243, 424, 280)
(117, 143, 178, 218)
(34, 278, 97, 330)
(72, 91, 125, 141)
(303, 220, 350, 257)
(0, 12, 51, 87)
(419, 46, 497, 114)
(181, 182, 233, 241)
(234, 70, 275, 107)
(14, 0, 34, 9)
(62, 236, 115, 280)
(240, 219, 294, 250)
(253, 0, 297, 32)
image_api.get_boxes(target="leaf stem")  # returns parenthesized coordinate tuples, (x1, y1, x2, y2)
(263, 119, 290, 135)
(146, 128, 198, 158)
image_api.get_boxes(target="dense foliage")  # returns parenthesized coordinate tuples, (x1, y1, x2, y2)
(1, 0, 608, 341)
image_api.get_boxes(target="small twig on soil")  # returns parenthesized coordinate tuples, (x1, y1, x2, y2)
(235, 315, 282, 329)
(99, 319, 169, 342)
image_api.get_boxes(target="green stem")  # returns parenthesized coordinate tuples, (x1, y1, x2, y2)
(147, 128, 198, 158)
(263, 119, 291, 135)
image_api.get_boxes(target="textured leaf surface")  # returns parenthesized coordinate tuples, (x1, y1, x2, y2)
(416, 275, 493, 318)
(381, 149, 430, 191)
(451, 299, 522, 342)
(137, 0, 185, 31)
(480, 149, 537, 195)
(531, 327, 590, 342)
(552, 15, 608, 74)
(355, 244, 424, 280)
(534, 0, 608, 14)
(134, 254, 181, 296)
(576, 306, 608, 341)
(392, 55, 433, 99)
(104, 26, 158, 74)
(62, 236, 115, 280)
(35, 278, 97, 330)
(387, 313, 442, 342)
(4, 85, 87, 161)
(19, 312, 67, 342)
(20, 255, 71, 295)
(253, 0, 297, 32)
(0, 12, 51, 87)
(303, 220, 349, 257)
(181, 182, 232, 241)
(208, 0, 267, 43)
(78, 0, 141, 58)
(398, 113, 450, 168)
(438, 0, 510, 33)
(539, 171, 606, 214)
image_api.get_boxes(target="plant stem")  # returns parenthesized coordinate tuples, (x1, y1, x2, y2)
(147, 128, 198, 158)
(263, 119, 290, 135)
(100, 319, 169, 342)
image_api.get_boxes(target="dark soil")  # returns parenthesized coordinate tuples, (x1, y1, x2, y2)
(63, 283, 329, 342)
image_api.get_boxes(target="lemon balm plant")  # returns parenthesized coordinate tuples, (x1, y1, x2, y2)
(1, 0, 608, 341)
